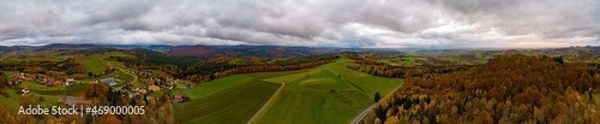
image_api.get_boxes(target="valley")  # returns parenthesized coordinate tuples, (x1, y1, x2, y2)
(0, 45, 599, 124)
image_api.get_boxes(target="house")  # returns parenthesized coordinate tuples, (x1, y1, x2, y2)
(47, 78, 55, 86)
(58, 96, 93, 113)
(100, 77, 117, 86)
(10, 73, 24, 85)
(137, 88, 148, 95)
(59, 96, 91, 106)
(174, 95, 187, 102)
(148, 85, 160, 92)
(40, 78, 48, 84)
(52, 80, 61, 86)
(21, 86, 30, 95)
(65, 78, 75, 85)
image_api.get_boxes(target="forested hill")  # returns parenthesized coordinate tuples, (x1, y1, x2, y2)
(366, 54, 600, 124)
(168, 45, 331, 58)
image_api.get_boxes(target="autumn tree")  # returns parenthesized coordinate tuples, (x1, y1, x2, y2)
(0, 71, 7, 93)
(364, 54, 600, 123)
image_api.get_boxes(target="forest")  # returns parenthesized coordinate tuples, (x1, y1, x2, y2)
(344, 52, 471, 78)
(111, 49, 339, 84)
(363, 54, 600, 124)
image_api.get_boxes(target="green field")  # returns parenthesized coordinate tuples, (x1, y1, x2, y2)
(1, 51, 69, 64)
(0, 82, 91, 110)
(254, 57, 402, 124)
(83, 54, 110, 74)
(104, 69, 135, 87)
(26, 83, 90, 96)
(255, 70, 371, 124)
(0, 88, 20, 108)
(171, 75, 255, 100)
(379, 56, 427, 66)
(83, 52, 132, 75)
(0, 53, 129, 110)
(172, 56, 403, 124)
(174, 80, 281, 124)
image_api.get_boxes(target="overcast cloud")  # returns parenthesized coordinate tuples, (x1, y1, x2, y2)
(0, 0, 599, 48)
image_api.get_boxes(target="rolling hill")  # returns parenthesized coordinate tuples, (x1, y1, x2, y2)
(171, 57, 404, 124)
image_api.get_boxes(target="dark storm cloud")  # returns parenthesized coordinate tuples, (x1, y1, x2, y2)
(0, 0, 599, 48)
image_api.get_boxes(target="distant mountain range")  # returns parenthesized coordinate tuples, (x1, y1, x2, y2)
(2, 43, 600, 58)
(0, 44, 360, 58)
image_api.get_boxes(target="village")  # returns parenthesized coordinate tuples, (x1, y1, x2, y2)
(7, 66, 188, 109)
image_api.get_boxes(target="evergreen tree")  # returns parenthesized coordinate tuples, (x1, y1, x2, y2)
(374, 92, 381, 103)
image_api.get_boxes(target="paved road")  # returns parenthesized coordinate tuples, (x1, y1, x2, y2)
(351, 102, 380, 124)
(350, 82, 404, 124)
(246, 83, 286, 124)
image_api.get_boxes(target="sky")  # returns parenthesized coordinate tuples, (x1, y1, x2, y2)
(0, 0, 599, 48)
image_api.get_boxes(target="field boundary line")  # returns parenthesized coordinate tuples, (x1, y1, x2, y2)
(246, 82, 285, 124)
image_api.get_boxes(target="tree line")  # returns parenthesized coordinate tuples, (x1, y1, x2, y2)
(112, 50, 339, 84)
(344, 52, 470, 78)
(363, 54, 600, 124)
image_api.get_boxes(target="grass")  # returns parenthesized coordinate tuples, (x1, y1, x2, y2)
(379, 56, 427, 66)
(0, 52, 133, 110)
(174, 80, 281, 124)
(3, 71, 15, 81)
(82, 54, 110, 75)
(1, 51, 68, 64)
(132, 81, 146, 88)
(171, 75, 255, 100)
(83, 52, 131, 75)
(244, 69, 308, 79)
(104, 69, 135, 87)
(170, 56, 403, 124)
(150, 70, 172, 78)
(148, 90, 168, 98)
(262, 72, 311, 84)
(256, 90, 370, 124)
(349, 76, 403, 100)
(0, 83, 90, 110)
(253, 69, 369, 124)
(107, 60, 128, 70)
(28, 83, 90, 96)
(0, 88, 20, 109)
(253, 57, 403, 124)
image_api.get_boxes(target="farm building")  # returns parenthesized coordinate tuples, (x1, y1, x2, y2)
(59, 96, 92, 106)
(58, 96, 93, 113)
(21, 86, 30, 95)
(148, 85, 161, 92)
(65, 78, 75, 85)
(100, 77, 117, 86)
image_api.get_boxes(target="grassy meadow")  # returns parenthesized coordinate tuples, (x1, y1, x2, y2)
(174, 80, 281, 124)
(172, 56, 403, 124)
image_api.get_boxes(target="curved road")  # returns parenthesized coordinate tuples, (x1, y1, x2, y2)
(350, 82, 404, 124)
(105, 61, 138, 85)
